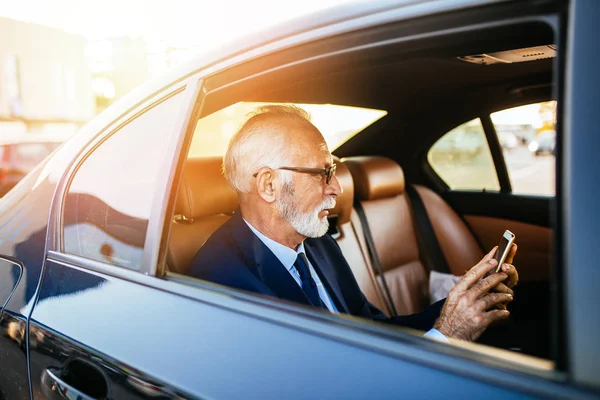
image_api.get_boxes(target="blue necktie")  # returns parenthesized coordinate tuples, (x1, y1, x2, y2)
(294, 253, 324, 308)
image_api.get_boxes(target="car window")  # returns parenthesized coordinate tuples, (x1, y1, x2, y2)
(428, 118, 500, 191)
(63, 90, 185, 270)
(491, 101, 556, 196)
(429, 101, 556, 195)
(189, 102, 387, 157)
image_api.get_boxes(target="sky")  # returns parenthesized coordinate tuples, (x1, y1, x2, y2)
(0, 0, 351, 53)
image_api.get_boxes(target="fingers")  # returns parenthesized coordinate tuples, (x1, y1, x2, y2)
(492, 282, 514, 296)
(478, 292, 513, 311)
(454, 258, 499, 292)
(471, 271, 508, 297)
(485, 308, 511, 324)
(483, 246, 498, 262)
(500, 263, 519, 288)
(505, 243, 518, 265)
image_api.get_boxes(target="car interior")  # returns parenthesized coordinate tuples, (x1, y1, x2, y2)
(163, 14, 557, 370)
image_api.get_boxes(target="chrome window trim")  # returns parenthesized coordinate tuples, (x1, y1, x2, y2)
(143, 78, 203, 276)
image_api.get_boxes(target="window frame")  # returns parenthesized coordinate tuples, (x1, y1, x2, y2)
(480, 113, 513, 193)
(51, 81, 199, 275)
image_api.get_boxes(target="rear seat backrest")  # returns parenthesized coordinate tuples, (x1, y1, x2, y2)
(413, 186, 484, 276)
(343, 156, 429, 315)
(329, 158, 390, 315)
(344, 156, 487, 315)
(169, 157, 238, 275)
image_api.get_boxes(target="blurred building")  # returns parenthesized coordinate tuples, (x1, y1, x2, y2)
(0, 17, 94, 136)
(89, 37, 149, 113)
(147, 40, 190, 78)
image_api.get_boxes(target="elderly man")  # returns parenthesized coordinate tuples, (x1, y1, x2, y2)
(188, 105, 518, 341)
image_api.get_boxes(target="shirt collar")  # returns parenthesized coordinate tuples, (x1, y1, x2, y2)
(243, 218, 305, 272)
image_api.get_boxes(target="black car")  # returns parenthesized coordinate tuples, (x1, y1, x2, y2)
(1, 0, 599, 399)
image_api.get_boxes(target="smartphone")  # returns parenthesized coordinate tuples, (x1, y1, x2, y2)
(493, 230, 516, 273)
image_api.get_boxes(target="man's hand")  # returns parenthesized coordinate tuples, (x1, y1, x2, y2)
(433, 248, 513, 341)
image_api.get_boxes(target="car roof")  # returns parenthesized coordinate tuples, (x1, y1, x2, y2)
(93, 0, 506, 125)
(172, 0, 507, 86)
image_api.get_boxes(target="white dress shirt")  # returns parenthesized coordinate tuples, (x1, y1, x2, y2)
(243, 219, 338, 312)
(243, 218, 446, 341)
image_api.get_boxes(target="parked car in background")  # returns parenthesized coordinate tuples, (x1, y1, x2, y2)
(529, 130, 557, 155)
(497, 130, 519, 150)
(0, 133, 69, 196)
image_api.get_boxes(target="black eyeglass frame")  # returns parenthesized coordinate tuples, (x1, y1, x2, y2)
(253, 163, 337, 184)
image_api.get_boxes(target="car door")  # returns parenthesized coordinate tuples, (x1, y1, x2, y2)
(25, 81, 197, 399)
(21, 73, 546, 400)
(24, 68, 585, 399)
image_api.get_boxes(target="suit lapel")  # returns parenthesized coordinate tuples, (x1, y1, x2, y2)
(305, 240, 349, 314)
(229, 212, 312, 307)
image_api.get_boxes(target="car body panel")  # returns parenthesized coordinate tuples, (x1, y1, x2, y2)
(0, 152, 61, 399)
(26, 256, 586, 399)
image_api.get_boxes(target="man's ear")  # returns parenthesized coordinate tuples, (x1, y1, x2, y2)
(256, 169, 277, 203)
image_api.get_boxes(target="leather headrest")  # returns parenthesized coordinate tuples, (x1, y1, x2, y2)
(175, 157, 238, 219)
(342, 156, 405, 201)
(328, 156, 354, 224)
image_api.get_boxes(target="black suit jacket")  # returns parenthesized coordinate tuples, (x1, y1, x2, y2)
(188, 212, 443, 331)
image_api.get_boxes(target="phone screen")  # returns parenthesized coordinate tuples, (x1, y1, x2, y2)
(493, 230, 515, 272)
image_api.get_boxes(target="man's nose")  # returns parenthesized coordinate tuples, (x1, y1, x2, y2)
(326, 175, 343, 197)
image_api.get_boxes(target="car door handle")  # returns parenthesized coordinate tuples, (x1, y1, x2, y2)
(42, 367, 99, 400)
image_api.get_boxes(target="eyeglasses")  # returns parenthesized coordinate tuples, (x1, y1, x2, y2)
(253, 163, 337, 184)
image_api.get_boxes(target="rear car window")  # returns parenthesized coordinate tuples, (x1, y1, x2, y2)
(63, 90, 185, 270)
(189, 102, 387, 157)
(428, 118, 500, 191)
(428, 101, 556, 195)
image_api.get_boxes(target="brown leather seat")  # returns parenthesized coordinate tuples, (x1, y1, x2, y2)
(329, 158, 391, 315)
(168, 156, 238, 274)
(342, 156, 483, 315)
(169, 155, 391, 315)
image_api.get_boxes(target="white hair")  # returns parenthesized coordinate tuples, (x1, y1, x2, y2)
(223, 104, 313, 193)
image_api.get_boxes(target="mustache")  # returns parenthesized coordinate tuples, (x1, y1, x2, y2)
(318, 197, 336, 212)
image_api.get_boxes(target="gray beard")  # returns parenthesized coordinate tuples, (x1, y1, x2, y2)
(276, 183, 336, 238)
